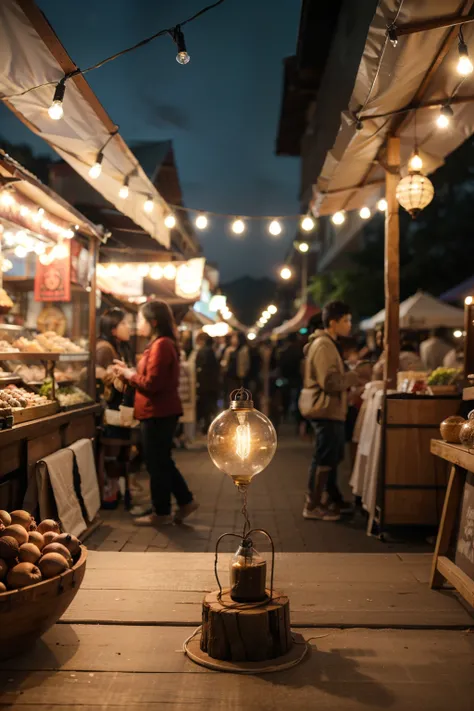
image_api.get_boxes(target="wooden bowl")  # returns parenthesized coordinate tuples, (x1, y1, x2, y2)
(0, 545, 87, 660)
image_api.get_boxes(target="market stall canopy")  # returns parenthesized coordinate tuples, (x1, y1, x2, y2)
(273, 303, 320, 337)
(440, 275, 474, 303)
(308, 1, 474, 214)
(360, 291, 464, 330)
(0, 0, 170, 248)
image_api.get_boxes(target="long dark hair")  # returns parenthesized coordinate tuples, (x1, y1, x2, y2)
(141, 300, 178, 344)
(99, 308, 132, 364)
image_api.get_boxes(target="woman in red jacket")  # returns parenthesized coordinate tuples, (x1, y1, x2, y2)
(114, 300, 198, 527)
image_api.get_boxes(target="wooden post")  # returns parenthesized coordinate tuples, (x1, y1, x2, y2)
(384, 137, 401, 389)
(88, 238, 98, 399)
(463, 299, 474, 378)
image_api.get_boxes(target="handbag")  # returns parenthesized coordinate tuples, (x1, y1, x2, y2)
(104, 404, 138, 428)
(298, 386, 330, 419)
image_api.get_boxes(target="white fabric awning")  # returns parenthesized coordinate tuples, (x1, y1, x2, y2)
(0, 1, 170, 248)
(310, 0, 474, 216)
(360, 291, 465, 329)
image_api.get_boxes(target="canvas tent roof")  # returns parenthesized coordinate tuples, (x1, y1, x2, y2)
(360, 291, 464, 330)
(440, 275, 474, 303)
(273, 303, 320, 337)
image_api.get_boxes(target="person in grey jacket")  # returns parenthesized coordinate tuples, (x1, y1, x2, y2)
(301, 301, 359, 521)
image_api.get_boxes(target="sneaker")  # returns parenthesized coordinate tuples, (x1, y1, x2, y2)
(134, 513, 173, 527)
(174, 500, 200, 523)
(302, 506, 341, 521)
(130, 504, 153, 517)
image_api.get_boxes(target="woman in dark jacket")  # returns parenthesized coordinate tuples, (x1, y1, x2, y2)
(113, 300, 198, 527)
(194, 331, 220, 434)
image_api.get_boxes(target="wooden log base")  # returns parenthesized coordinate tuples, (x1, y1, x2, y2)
(187, 631, 309, 674)
(200, 588, 293, 663)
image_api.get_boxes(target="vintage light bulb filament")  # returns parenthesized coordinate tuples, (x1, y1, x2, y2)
(235, 412, 251, 461)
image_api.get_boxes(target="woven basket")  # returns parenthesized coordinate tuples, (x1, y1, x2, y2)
(0, 545, 87, 660)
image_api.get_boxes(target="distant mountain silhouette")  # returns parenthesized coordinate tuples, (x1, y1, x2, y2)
(221, 276, 278, 326)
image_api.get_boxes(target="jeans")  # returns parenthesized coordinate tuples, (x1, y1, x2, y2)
(307, 420, 345, 504)
(140, 416, 193, 516)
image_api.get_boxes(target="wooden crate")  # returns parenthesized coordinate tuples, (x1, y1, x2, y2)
(12, 401, 59, 425)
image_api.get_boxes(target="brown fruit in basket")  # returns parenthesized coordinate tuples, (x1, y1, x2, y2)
(38, 552, 69, 578)
(19, 543, 42, 564)
(42, 531, 59, 546)
(0, 536, 19, 561)
(55, 533, 81, 557)
(0, 510, 11, 527)
(0, 558, 7, 581)
(37, 519, 60, 535)
(10, 510, 33, 531)
(42, 542, 72, 566)
(7, 562, 42, 589)
(1, 524, 28, 546)
(28, 530, 45, 550)
(0, 582, 6, 593)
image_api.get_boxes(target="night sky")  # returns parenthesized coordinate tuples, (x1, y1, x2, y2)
(0, 0, 301, 282)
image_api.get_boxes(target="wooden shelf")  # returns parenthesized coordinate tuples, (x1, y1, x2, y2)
(0, 352, 89, 363)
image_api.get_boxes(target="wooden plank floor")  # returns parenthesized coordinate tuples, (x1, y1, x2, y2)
(1, 627, 473, 710)
(60, 552, 474, 629)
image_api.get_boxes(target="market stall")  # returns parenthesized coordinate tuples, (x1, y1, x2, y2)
(0, 152, 102, 517)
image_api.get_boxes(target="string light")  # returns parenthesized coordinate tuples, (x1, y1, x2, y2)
(144, 196, 154, 214)
(34, 242, 46, 255)
(171, 26, 190, 65)
(437, 104, 453, 129)
(0, 190, 15, 207)
(377, 198, 388, 212)
(107, 264, 120, 278)
(164, 213, 176, 229)
(280, 266, 292, 280)
(48, 79, 66, 120)
(248, 332, 256, 341)
(195, 213, 208, 230)
(53, 240, 69, 260)
(409, 150, 423, 172)
(119, 176, 129, 199)
(301, 215, 315, 232)
(359, 206, 371, 219)
(232, 218, 245, 235)
(39, 252, 53, 266)
(14, 245, 27, 258)
(1, 258, 12, 273)
(268, 219, 282, 236)
(268, 305, 277, 315)
(20, 205, 30, 217)
(89, 152, 103, 179)
(465, 296, 473, 306)
(137, 264, 150, 277)
(150, 265, 163, 280)
(163, 263, 177, 280)
(298, 242, 309, 253)
(457, 28, 473, 76)
(331, 211, 345, 225)
(33, 208, 44, 223)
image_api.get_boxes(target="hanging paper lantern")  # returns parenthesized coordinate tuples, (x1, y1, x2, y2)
(396, 171, 434, 218)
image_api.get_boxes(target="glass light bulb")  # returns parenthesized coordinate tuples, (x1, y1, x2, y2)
(107, 264, 120, 277)
(195, 214, 208, 229)
(53, 242, 68, 260)
(268, 305, 277, 315)
(268, 220, 282, 236)
(262, 310, 270, 319)
(359, 206, 371, 219)
(465, 296, 473, 306)
(176, 51, 190, 65)
(48, 100, 64, 120)
(35, 242, 46, 255)
(144, 197, 154, 214)
(137, 264, 150, 277)
(39, 252, 52, 266)
(150, 265, 163, 280)
(298, 242, 309, 253)
(232, 218, 245, 235)
(119, 184, 129, 199)
(163, 264, 177, 280)
(331, 211, 345, 225)
(454, 330, 463, 338)
(89, 162, 102, 179)
(14, 245, 27, 259)
(0, 191, 15, 207)
(164, 214, 176, 228)
(1, 258, 12, 273)
(248, 332, 256, 341)
(457, 54, 473, 76)
(377, 199, 388, 212)
(208, 405, 277, 489)
(436, 113, 450, 129)
(409, 152, 423, 171)
(280, 267, 292, 280)
(301, 216, 315, 232)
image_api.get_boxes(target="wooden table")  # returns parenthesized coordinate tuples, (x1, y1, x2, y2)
(430, 439, 474, 609)
(0, 552, 473, 710)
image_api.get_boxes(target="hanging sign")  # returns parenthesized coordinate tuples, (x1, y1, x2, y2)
(34, 243, 71, 302)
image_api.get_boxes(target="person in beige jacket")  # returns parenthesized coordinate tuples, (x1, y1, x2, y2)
(300, 302, 359, 521)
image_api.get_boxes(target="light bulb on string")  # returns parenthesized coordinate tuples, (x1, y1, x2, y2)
(359, 206, 371, 220)
(34, 242, 46, 256)
(301, 215, 315, 232)
(53, 240, 68, 260)
(457, 31, 473, 76)
(409, 150, 423, 172)
(89, 152, 103, 179)
(163, 264, 177, 280)
(268, 305, 277, 315)
(232, 218, 246, 235)
(195, 213, 208, 230)
(106, 264, 120, 278)
(150, 265, 163, 280)
(280, 266, 292, 280)
(248, 332, 256, 341)
(164, 213, 176, 229)
(331, 211, 345, 225)
(437, 104, 453, 129)
(0, 190, 15, 207)
(377, 198, 388, 212)
(171, 26, 190, 65)
(137, 264, 150, 277)
(39, 252, 53, 266)
(268, 219, 282, 236)
(48, 79, 66, 120)
(14, 245, 27, 259)
(298, 242, 309, 253)
(20, 205, 30, 217)
(144, 196, 154, 214)
(33, 208, 44, 223)
(119, 176, 129, 199)
(1, 258, 13, 273)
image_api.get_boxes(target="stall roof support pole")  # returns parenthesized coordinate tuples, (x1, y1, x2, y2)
(384, 136, 400, 390)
